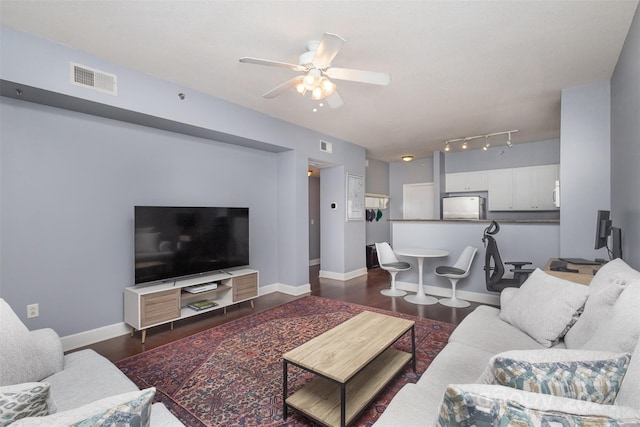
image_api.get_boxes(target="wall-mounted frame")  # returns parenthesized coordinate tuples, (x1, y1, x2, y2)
(346, 173, 364, 221)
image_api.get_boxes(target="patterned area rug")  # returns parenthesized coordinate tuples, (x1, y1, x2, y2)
(116, 296, 454, 426)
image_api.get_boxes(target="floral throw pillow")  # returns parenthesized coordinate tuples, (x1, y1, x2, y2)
(436, 384, 640, 427)
(478, 349, 631, 404)
(0, 383, 50, 425)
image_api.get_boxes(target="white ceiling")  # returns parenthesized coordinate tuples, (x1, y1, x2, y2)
(1, 1, 637, 162)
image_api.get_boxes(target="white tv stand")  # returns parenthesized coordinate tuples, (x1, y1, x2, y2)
(124, 268, 258, 343)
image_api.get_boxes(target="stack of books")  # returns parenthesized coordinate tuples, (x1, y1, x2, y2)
(187, 300, 218, 311)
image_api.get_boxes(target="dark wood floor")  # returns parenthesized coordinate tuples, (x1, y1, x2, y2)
(79, 265, 485, 363)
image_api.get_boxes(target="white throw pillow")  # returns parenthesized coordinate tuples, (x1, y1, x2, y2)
(589, 258, 640, 292)
(499, 269, 589, 347)
(582, 282, 640, 354)
(564, 278, 628, 349)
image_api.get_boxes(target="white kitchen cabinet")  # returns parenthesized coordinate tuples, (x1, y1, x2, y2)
(531, 164, 560, 210)
(487, 165, 559, 211)
(487, 169, 514, 210)
(445, 171, 488, 192)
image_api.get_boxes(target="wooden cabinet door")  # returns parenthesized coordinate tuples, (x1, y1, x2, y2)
(141, 289, 180, 327)
(233, 273, 258, 302)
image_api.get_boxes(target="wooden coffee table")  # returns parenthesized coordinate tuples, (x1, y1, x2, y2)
(282, 311, 416, 427)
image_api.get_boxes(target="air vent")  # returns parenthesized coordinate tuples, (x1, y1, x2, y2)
(319, 140, 333, 153)
(70, 62, 117, 95)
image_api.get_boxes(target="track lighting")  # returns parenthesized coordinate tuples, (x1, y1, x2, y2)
(444, 130, 518, 153)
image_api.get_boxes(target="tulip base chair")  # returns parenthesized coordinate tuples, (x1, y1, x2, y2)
(375, 242, 411, 297)
(435, 246, 477, 308)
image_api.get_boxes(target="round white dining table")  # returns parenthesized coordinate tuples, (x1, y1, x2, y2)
(394, 247, 449, 305)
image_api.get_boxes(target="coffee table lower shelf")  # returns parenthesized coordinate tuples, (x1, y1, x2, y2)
(285, 347, 412, 427)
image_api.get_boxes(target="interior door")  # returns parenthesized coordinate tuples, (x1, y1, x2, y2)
(403, 183, 435, 219)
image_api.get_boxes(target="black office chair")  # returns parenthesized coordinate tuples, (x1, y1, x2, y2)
(482, 221, 534, 292)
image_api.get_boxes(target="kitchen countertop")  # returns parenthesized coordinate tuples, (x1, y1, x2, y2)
(388, 219, 560, 223)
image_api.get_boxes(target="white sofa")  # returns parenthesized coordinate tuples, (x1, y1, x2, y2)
(0, 298, 184, 426)
(375, 258, 640, 426)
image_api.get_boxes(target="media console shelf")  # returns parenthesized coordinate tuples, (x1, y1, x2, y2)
(124, 268, 258, 343)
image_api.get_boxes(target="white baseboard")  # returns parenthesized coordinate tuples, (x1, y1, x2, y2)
(396, 281, 500, 306)
(319, 268, 368, 281)
(61, 322, 131, 353)
(62, 282, 313, 352)
(309, 258, 321, 266)
(259, 282, 311, 296)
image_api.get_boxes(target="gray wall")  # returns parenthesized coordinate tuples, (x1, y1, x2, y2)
(611, 5, 640, 270)
(560, 81, 611, 260)
(387, 140, 561, 221)
(365, 158, 390, 245)
(442, 139, 561, 221)
(389, 157, 435, 220)
(0, 98, 279, 335)
(444, 139, 560, 173)
(0, 25, 368, 335)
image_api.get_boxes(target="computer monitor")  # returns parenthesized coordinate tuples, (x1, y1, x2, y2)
(594, 210, 611, 250)
(594, 210, 623, 260)
(611, 227, 623, 260)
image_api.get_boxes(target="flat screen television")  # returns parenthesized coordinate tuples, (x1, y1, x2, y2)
(134, 206, 249, 285)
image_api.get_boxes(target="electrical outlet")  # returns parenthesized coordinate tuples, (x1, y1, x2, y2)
(27, 303, 39, 318)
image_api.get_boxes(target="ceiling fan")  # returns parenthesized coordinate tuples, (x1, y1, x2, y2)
(239, 33, 391, 108)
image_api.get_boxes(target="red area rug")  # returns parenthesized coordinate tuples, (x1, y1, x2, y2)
(116, 296, 454, 426)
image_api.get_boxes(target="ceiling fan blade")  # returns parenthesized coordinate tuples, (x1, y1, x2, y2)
(262, 76, 304, 99)
(312, 33, 346, 69)
(325, 91, 344, 109)
(239, 57, 306, 72)
(325, 67, 391, 86)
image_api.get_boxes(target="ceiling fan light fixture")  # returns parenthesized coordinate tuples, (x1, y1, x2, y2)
(303, 70, 320, 91)
(295, 82, 306, 95)
(311, 86, 324, 100)
(319, 77, 336, 97)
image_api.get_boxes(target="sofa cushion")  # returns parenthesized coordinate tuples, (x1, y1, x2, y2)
(11, 388, 155, 427)
(372, 383, 437, 427)
(499, 269, 589, 347)
(616, 331, 640, 410)
(436, 384, 640, 426)
(0, 299, 64, 386)
(589, 258, 640, 292)
(44, 350, 139, 412)
(564, 278, 628, 349)
(582, 282, 640, 354)
(0, 382, 50, 425)
(477, 349, 630, 404)
(449, 305, 559, 353)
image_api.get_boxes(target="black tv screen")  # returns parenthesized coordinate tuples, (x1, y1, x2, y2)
(134, 206, 249, 285)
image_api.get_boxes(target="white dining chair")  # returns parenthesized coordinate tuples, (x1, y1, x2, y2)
(435, 246, 477, 308)
(375, 242, 411, 296)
